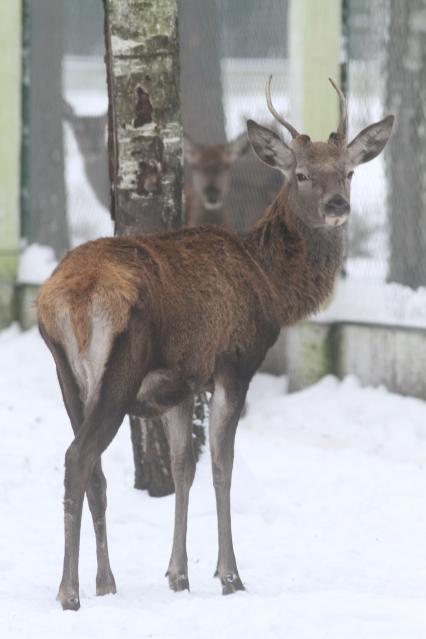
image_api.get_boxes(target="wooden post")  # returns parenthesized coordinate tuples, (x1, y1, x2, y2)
(25, 0, 68, 257)
(0, 2, 21, 327)
(289, 0, 341, 139)
(386, 0, 426, 288)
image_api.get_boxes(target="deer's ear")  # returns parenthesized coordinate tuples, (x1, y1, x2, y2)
(228, 132, 251, 161)
(347, 115, 394, 166)
(247, 119, 295, 177)
(183, 135, 195, 163)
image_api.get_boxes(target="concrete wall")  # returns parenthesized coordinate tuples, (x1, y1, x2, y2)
(337, 323, 426, 399)
(263, 321, 426, 401)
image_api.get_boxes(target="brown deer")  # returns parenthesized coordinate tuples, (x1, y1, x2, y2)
(184, 134, 251, 227)
(37, 77, 393, 610)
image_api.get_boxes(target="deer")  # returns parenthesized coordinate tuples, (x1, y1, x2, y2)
(37, 77, 393, 610)
(184, 134, 251, 227)
(62, 99, 110, 211)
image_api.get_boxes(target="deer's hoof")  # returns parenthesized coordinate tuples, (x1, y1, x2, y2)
(167, 571, 190, 592)
(96, 570, 117, 596)
(57, 591, 80, 611)
(220, 572, 245, 595)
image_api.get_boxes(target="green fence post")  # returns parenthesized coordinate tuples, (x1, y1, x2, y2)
(285, 0, 342, 388)
(0, 2, 21, 327)
(289, 0, 341, 139)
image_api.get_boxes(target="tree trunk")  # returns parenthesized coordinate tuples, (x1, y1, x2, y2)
(25, 0, 68, 258)
(103, 0, 206, 497)
(386, 0, 426, 288)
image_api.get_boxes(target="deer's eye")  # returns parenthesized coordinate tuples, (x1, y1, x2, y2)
(347, 170, 354, 180)
(296, 173, 309, 182)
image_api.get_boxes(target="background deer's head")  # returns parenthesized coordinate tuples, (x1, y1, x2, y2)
(184, 134, 251, 211)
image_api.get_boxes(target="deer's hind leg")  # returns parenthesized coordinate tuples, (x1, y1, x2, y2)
(58, 400, 127, 610)
(86, 460, 117, 597)
(42, 314, 149, 610)
(45, 337, 117, 606)
(131, 368, 196, 418)
(162, 396, 196, 591)
(209, 370, 249, 594)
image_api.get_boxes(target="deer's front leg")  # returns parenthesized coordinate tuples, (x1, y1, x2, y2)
(162, 397, 196, 592)
(209, 376, 248, 594)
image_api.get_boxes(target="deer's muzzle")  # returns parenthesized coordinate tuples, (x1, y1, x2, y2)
(203, 185, 223, 210)
(324, 194, 350, 226)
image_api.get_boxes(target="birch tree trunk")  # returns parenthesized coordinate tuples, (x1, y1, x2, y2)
(103, 0, 205, 497)
(386, 0, 426, 288)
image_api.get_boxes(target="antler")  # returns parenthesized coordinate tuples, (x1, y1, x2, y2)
(329, 77, 347, 142)
(265, 75, 299, 139)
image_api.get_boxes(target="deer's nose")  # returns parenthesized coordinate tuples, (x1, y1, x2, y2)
(204, 185, 220, 204)
(325, 194, 350, 215)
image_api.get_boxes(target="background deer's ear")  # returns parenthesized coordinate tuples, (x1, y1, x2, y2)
(247, 119, 295, 177)
(347, 115, 394, 166)
(228, 132, 251, 161)
(183, 135, 195, 163)
(62, 98, 76, 122)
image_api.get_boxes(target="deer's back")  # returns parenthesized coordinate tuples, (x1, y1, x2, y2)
(38, 226, 280, 383)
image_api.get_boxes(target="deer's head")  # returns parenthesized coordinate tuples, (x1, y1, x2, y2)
(247, 77, 394, 228)
(184, 134, 250, 210)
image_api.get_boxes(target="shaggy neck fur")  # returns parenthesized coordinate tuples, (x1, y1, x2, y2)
(244, 184, 344, 326)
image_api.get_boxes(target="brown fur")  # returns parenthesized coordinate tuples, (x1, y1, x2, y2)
(245, 185, 344, 324)
(38, 178, 346, 403)
(38, 221, 282, 387)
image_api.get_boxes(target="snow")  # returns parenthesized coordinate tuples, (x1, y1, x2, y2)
(64, 89, 107, 117)
(1, 326, 426, 638)
(315, 278, 426, 329)
(17, 244, 58, 285)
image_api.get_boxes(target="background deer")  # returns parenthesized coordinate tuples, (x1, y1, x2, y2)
(184, 134, 250, 227)
(37, 77, 393, 610)
(62, 100, 110, 211)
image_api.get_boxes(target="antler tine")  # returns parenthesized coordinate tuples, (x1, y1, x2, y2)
(329, 77, 347, 141)
(265, 75, 299, 139)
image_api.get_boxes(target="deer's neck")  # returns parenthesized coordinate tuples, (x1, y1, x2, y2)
(244, 186, 344, 325)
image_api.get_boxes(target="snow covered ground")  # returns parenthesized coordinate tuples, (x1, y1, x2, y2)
(1, 325, 426, 638)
